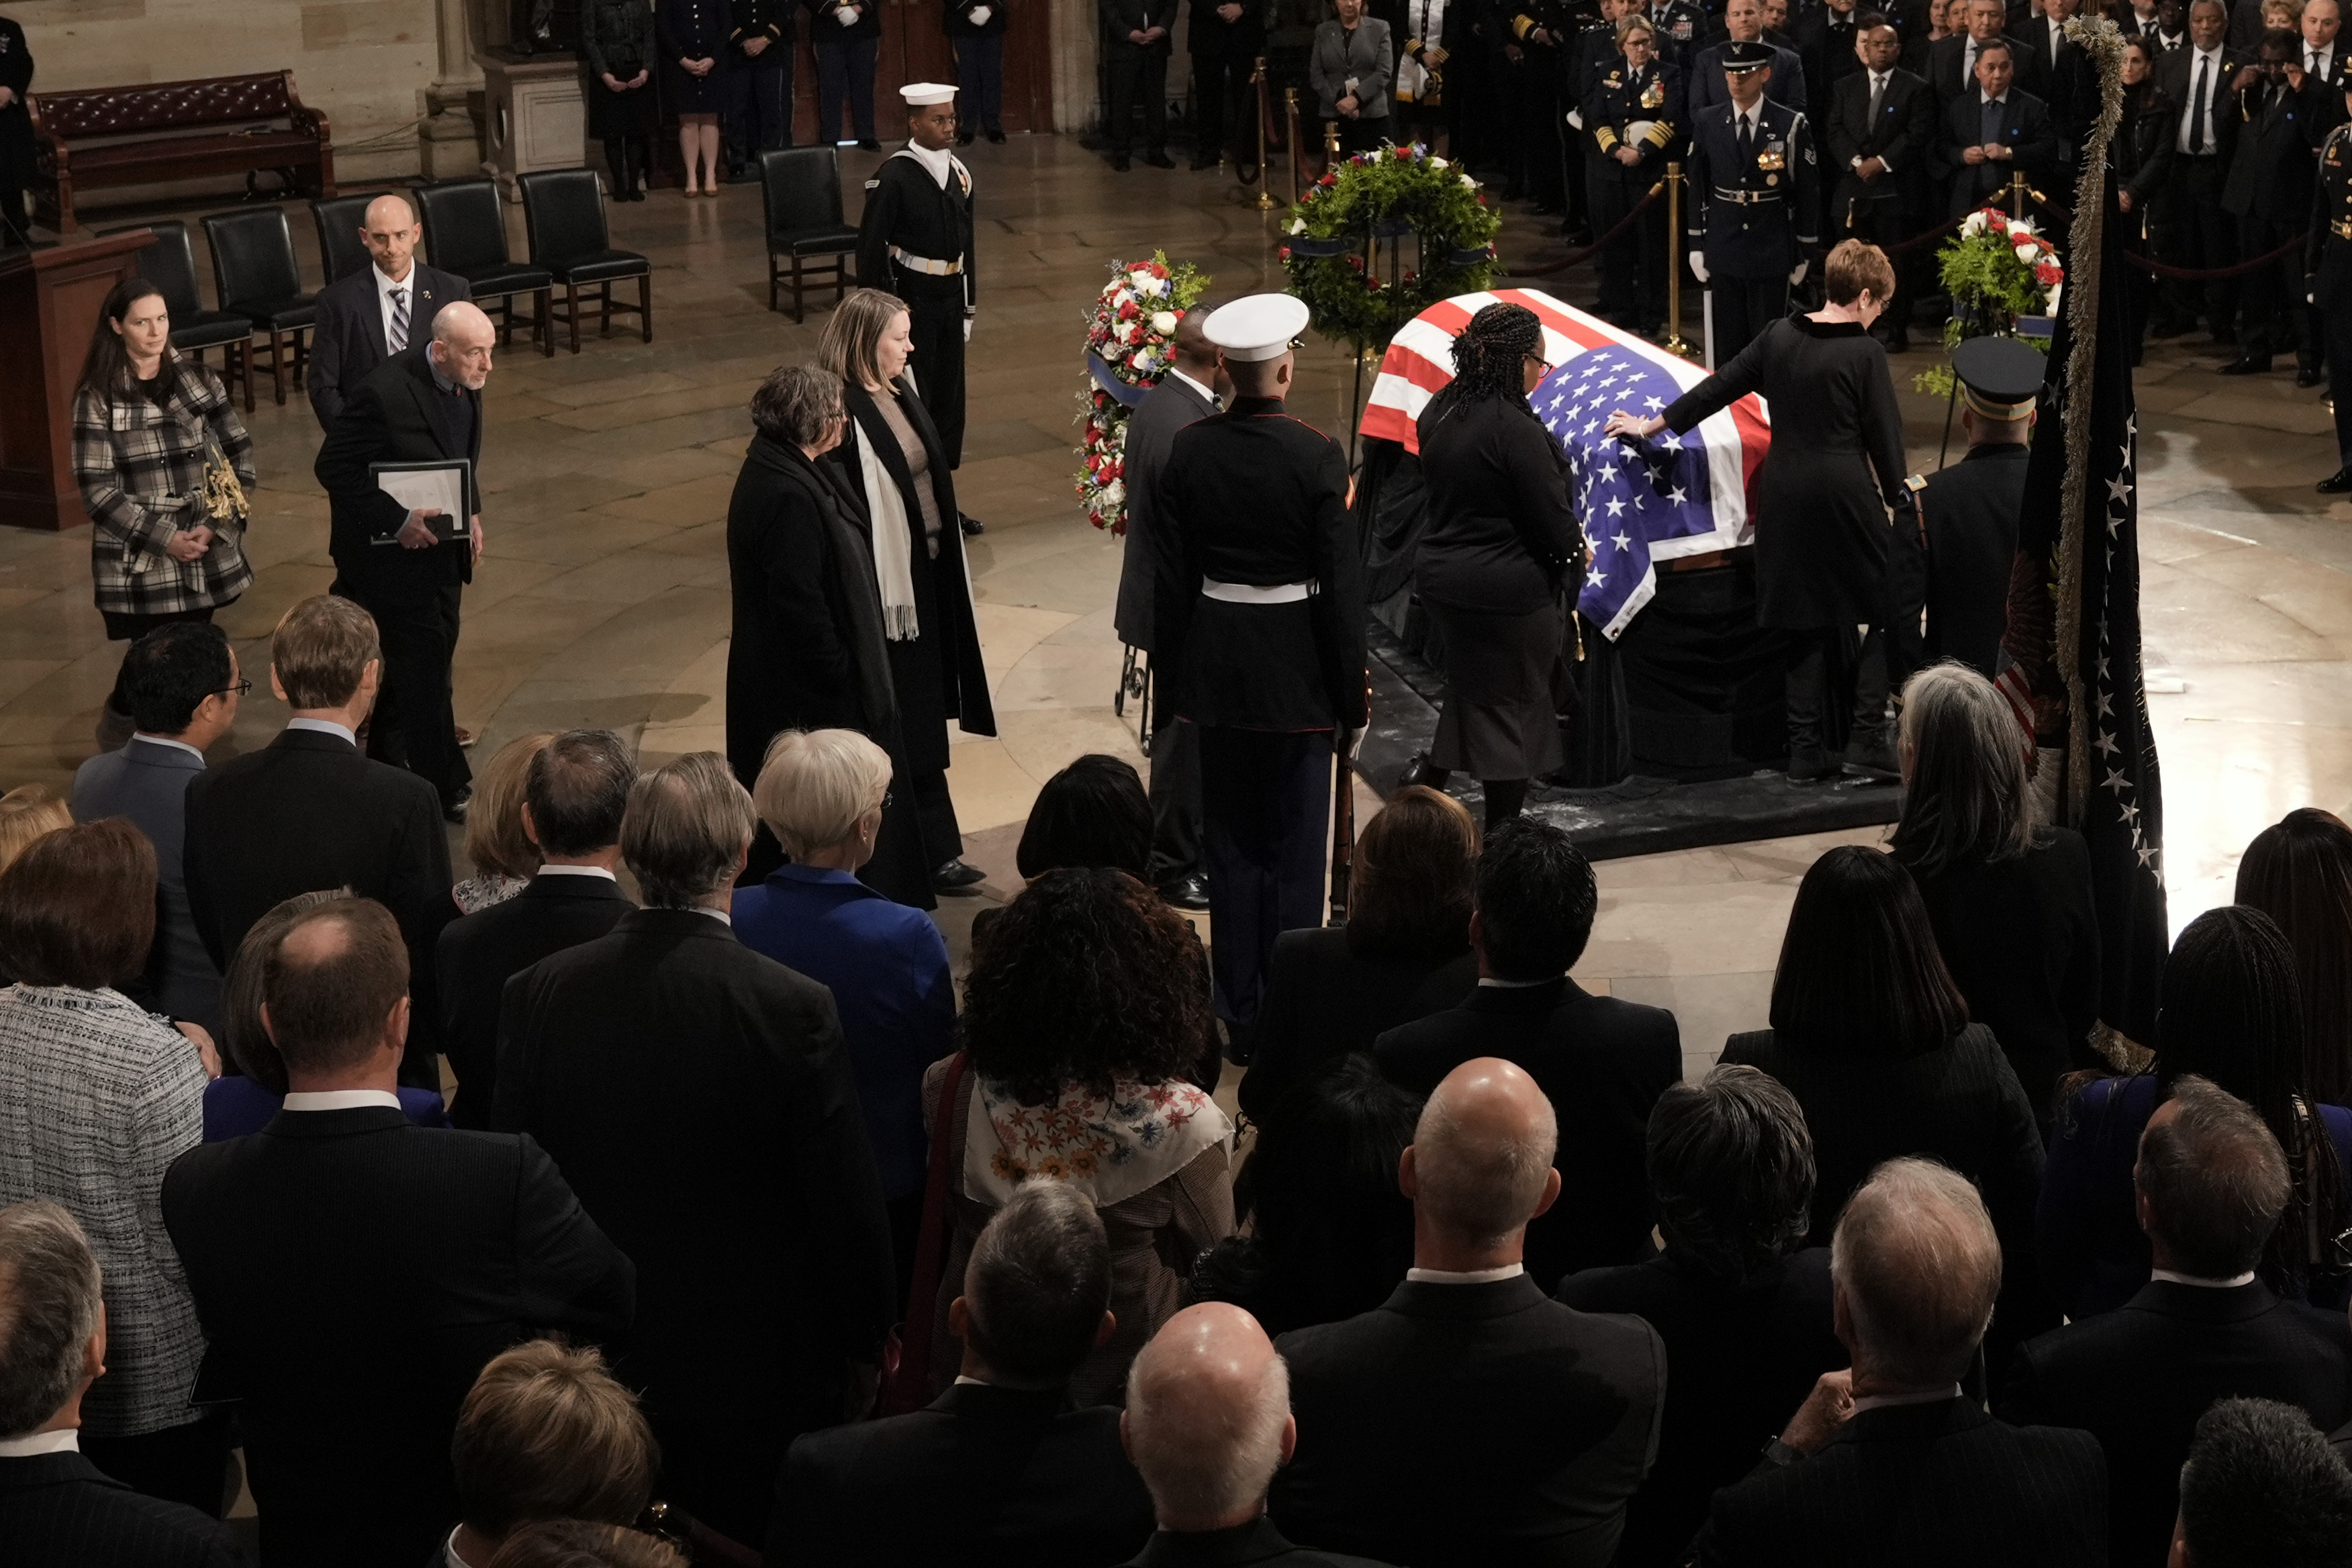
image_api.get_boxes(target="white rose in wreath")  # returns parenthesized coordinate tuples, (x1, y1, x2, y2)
(1960, 211, 1989, 238)
(1101, 479, 1126, 507)
(1151, 310, 1178, 335)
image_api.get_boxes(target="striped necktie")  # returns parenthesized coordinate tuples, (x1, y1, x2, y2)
(389, 286, 410, 354)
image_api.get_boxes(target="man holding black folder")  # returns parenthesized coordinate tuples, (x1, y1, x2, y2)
(315, 299, 493, 822)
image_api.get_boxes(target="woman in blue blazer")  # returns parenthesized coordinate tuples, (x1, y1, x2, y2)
(733, 726, 955, 1300)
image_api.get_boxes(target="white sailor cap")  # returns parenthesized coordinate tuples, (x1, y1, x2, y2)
(1202, 293, 1311, 362)
(900, 82, 958, 105)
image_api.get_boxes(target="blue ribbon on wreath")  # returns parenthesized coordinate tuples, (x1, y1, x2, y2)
(1088, 351, 1151, 409)
(1286, 235, 1354, 259)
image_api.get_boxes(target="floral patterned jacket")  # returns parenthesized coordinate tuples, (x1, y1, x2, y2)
(71, 358, 256, 618)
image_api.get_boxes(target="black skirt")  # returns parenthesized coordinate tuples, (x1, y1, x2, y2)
(1425, 598, 1565, 779)
(586, 75, 661, 138)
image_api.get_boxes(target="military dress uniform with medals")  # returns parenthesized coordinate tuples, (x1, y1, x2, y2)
(1583, 50, 1683, 331)
(1154, 295, 1368, 1033)
(1685, 44, 1818, 364)
(858, 84, 976, 467)
(2311, 118, 2352, 491)
(1643, 0, 1703, 66)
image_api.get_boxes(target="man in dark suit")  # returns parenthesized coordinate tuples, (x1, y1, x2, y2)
(1930, 41, 2061, 215)
(1269, 1058, 1665, 1567)
(435, 728, 637, 1129)
(1375, 818, 1680, 1284)
(2220, 27, 2327, 372)
(1926, 0, 2049, 103)
(2154, 0, 2245, 341)
(70, 622, 241, 1034)
(1115, 310, 1223, 912)
(1997, 1077, 2352, 1568)
(496, 752, 897, 1551)
(0, 1200, 248, 1567)
(2179, 1397, 2352, 1568)
(1189, 0, 1266, 170)
(1689, 0, 1808, 117)
(182, 594, 455, 1087)
(1828, 18, 1934, 350)
(162, 897, 634, 1568)
(1693, 1159, 2108, 1565)
(1793, 0, 1863, 115)
(777, 1181, 1156, 1567)
(314, 299, 494, 822)
(2008, 0, 2088, 143)
(1122, 1302, 1397, 1568)
(304, 192, 470, 431)
(1102, 0, 1177, 168)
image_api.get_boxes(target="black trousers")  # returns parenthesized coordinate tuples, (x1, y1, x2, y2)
(1200, 726, 1331, 1026)
(1192, 49, 1256, 160)
(814, 36, 878, 142)
(0, 179, 27, 243)
(82, 1413, 234, 1518)
(1145, 714, 1204, 887)
(910, 761, 965, 865)
(1591, 164, 1663, 327)
(337, 579, 471, 807)
(895, 272, 968, 469)
(1709, 271, 1789, 366)
(1105, 44, 1170, 154)
(102, 605, 220, 715)
(1841, 192, 1915, 336)
(954, 34, 1005, 133)
(2324, 248, 2352, 467)
(725, 59, 795, 164)
(2163, 156, 2238, 334)
(2235, 212, 2299, 361)
(1784, 622, 1863, 762)
(1505, 54, 1564, 206)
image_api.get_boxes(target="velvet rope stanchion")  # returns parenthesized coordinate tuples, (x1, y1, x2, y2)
(2121, 230, 2307, 281)
(1503, 180, 1667, 277)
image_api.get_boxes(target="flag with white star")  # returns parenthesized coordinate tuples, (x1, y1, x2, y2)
(1363, 289, 1771, 638)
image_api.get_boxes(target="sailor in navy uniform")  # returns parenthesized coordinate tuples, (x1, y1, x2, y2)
(1885, 334, 2042, 685)
(1154, 294, 1368, 1036)
(858, 82, 978, 483)
(1686, 40, 1818, 363)
(1583, 16, 1685, 332)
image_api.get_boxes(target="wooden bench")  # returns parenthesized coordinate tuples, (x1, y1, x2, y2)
(28, 70, 335, 235)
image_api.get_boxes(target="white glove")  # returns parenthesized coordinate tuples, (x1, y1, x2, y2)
(1566, 107, 1585, 130)
(970, 3, 992, 19)
(963, 315, 974, 342)
(834, 5, 857, 22)
(1790, 259, 1809, 285)
(1689, 252, 1709, 284)
(1339, 726, 1367, 763)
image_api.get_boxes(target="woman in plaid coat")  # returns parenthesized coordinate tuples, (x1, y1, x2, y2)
(72, 277, 256, 746)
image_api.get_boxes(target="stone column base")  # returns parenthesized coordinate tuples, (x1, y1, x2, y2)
(475, 48, 590, 200)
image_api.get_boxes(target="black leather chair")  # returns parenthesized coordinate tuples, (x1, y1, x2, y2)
(200, 206, 316, 407)
(416, 178, 554, 357)
(517, 168, 651, 354)
(310, 193, 377, 285)
(759, 147, 859, 323)
(99, 219, 253, 407)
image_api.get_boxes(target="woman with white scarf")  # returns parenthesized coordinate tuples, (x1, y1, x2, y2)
(814, 288, 997, 894)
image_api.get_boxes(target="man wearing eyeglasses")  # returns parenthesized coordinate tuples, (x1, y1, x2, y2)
(67, 621, 245, 1036)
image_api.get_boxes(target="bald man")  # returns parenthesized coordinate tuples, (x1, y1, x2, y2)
(1121, 1304, 1394, 1566)
(1269, 1059, 1666, 1568)
(307, 191, 471, 430)
(315, 300, 496, 823)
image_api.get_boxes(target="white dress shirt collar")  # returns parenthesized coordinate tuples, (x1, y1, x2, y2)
(130, 733, 207, 763)
(1405, 1263, 1525, 1284)
(694, 905, 733, 926)
(0, 1430, 79, 1459)
(2151, 1267, 2258, 1288)
(1478, 973, 1562, 989)
(1850, 1383, 1964, 1416)
(1169, 366, 1221, 407)
(444, 1528, 481, 1568)
(534, 863, 619, 881)
(284, 717, 357, 745)
(281, 1089, 404, 1112)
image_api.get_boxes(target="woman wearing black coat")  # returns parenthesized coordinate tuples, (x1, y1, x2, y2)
(1405, 301, 1583, 827)
(581, 0, 659, 199)
(724, 363, 934, 907)
(2114, 38, 2173, 361)
(817, 288, 997, 893)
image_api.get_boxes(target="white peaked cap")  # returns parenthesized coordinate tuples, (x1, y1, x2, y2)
(901, 82, 958, 104)
(1202, 293, 1311, 361)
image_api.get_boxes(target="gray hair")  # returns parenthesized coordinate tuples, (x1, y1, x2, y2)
(1413, 1077, 1559, 1250)
(753, 729, 892, 859)
(1830, 1158, 2002, 1385)
(2177, 1398, 2352, 1567)
(619, 752, 756, 908)
(2137, 1075, 2292, 1278)
(750, 364, 847, 448)
(1125, 1332, 1292, 1528)
(963, 1182, 1113, 1387)
(1890, 661, 2034, 881)
(0, 1201, 103, 1439)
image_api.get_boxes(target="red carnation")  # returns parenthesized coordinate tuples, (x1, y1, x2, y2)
(1395, 145, 1410, 159)
(1118, 299, 1139, 320)
(2034, 259, 2061, 285)
(1320, 173, 1337, 187)
(1366, 276, 1382, 291)
(1279, 246, 1292, 260)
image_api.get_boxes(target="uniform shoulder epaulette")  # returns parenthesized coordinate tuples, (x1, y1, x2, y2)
(1903, 474, 1928, 493)
(864, 177, 882, 189)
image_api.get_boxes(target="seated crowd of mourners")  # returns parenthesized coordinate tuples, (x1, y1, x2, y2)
(8, 600, 2352, 1568)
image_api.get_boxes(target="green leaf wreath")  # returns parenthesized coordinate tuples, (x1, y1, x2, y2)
(1280, 142, 1500, 356)
(1913, 206, 2061, 398)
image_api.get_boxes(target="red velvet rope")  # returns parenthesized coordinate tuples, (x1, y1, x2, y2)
(1501, 181, 1668, 277)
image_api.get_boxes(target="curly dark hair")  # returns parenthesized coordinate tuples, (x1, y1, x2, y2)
(1446, 301, 1543, 403)
(1648, 1065, 1817, 1282)
(961, 867, 1213, 1105)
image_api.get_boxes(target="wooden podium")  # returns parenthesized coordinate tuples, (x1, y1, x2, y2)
(0, 230, 155, 532)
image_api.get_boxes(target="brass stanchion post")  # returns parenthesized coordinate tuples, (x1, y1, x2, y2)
(2010, 168, 2028, 222)
(1285, 87, 1302, 208)
(1252, 57, 1276, 209)
(1661, 164, 1694, 360)
(1325, 119, 1342, 164)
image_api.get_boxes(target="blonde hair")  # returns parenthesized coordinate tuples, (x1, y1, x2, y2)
(271, 595, 381, 709)
(754, 729, 893, 859)
(1824, 238, 1896, 305)
(1616, 13, 1656, 40)
(816, 287, 911, 392)
(453, 1339, 657, 1536)
(0, 786, 72, 880)
(466, 733, 555, 882)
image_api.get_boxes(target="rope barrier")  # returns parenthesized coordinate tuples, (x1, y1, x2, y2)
(1501, 181, 1666, 277)
(2121, 230, 2306, 281)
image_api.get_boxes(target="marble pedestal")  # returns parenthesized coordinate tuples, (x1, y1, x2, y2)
(475, 49, 590, 199)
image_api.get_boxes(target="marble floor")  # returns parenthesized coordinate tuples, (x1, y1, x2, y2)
(7, 136, 2352, 1083)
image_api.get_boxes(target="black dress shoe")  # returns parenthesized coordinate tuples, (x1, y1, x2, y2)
(722, 165, 760, 184)
(2320, 469, 2352, 494)
(2298, 367, 2326, 388)
(1143, 150, 1176, 168)
(933, 857, 986, 890)
(957, 130, 976, 146)
(1785, 750, 1839, 784)
(959, 513, 986, 536)
(1112, 153, 1133, 171)
(1158, 871, 1211, 911)
(2220, 356, 2273, 376)
(1396, 750, 1448, 790)
(442, 785, 474, 824)
(1238, 160, 1260, 184)
(857, 138, 884, 151)
(986, 127, 1005, 143)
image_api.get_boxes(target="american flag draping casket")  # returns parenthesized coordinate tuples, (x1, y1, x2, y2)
(1360, 289, 1773, 640)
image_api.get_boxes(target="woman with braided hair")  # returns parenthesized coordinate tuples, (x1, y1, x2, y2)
(1405, 301, 1584, 827)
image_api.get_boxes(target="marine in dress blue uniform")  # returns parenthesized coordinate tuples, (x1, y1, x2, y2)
(1686, 41, 1819, 363)
(859, 83, 977, 472)
(1154, 295, 1368, 1033)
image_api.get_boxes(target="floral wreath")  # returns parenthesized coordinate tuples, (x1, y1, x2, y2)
(1280, 142, 1500, 355)
(1914, 205, 2064, 398)
(1075, 252, 1213, 536)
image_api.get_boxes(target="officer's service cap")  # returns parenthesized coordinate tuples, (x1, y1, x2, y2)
(1952, 335, 2045, 420)
(1203, 293, 1312, 361)
(1720, 40, 1773, 70)
(901, 82, 958, 105)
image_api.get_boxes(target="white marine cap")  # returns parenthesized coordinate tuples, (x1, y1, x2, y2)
(1202, 293, 1311, 362)
(900, 82, 958, 105)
